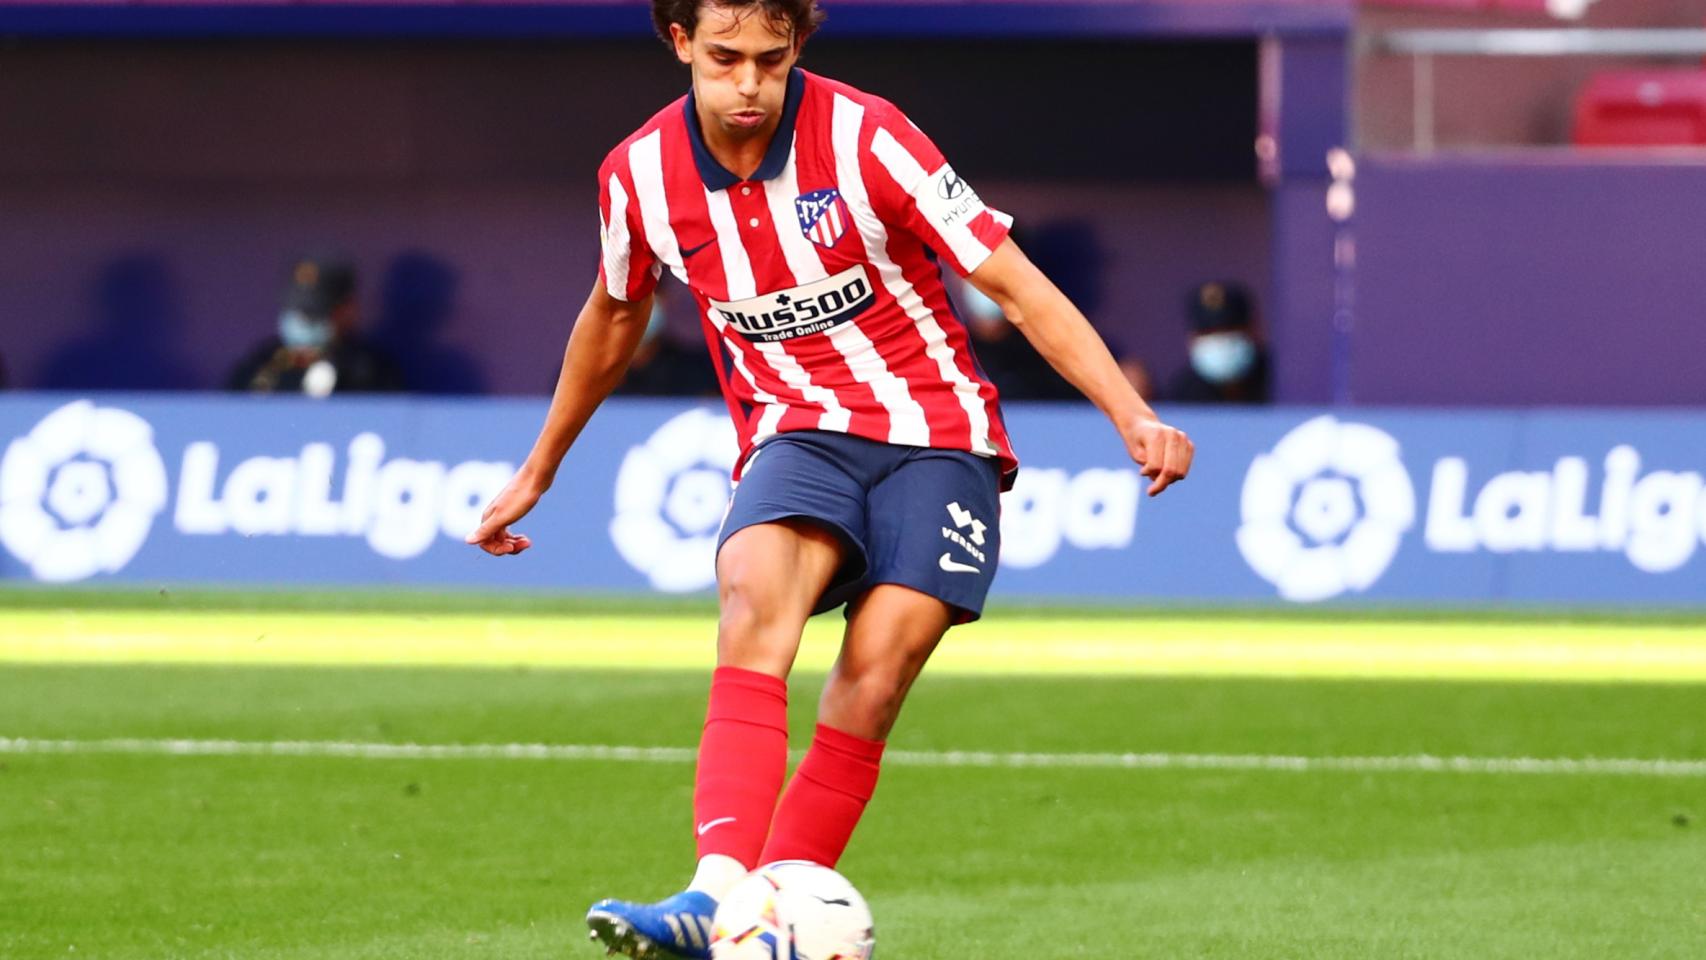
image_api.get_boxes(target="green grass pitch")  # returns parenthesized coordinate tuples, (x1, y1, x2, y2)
(1, 589, 1703, 959)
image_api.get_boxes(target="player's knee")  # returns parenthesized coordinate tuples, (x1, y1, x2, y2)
(716, 562, 800, 674)
(821, 666, 910, 740)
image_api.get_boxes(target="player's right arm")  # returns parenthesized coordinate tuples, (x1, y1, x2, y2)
(466, 280, 653, 556)
(468, 149, 662, 556)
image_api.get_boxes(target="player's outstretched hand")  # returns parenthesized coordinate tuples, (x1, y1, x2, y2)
(1122, 416, 1194, 497)
(465, 473, 546, 556)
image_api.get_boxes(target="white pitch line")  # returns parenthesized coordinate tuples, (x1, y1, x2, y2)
(2, 737, 1703, 778)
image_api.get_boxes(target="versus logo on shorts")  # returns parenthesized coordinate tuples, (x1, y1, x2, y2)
(710, 266, 877, 343)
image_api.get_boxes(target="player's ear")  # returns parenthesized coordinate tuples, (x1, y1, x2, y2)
(670, 23, 694, 65)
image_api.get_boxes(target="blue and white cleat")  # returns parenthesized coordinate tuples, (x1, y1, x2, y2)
(585, 890, 718, 959)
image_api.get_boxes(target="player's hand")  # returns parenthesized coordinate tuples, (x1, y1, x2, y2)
(1121, 415, 1194, 497)
(465, 472, 546, 557)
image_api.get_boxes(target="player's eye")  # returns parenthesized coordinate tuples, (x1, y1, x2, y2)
(760, 53, 785, 67)
(713, 53, 738, 66)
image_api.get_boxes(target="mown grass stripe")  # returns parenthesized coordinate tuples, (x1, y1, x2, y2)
(6, 609, 1706, 682)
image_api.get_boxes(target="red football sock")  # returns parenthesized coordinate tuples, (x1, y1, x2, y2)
(693, 666, 790, 868)
(760, 723, 885, 867)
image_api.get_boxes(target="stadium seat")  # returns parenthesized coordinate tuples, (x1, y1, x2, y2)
(1572, 70, 1706, 146)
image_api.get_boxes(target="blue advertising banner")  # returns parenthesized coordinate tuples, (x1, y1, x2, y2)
(2, 394, 1703, 606)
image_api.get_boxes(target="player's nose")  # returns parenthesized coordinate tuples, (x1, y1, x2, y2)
(735, 63, 760, 97)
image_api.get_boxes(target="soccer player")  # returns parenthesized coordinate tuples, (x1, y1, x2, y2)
(466, 1, 1194, 956)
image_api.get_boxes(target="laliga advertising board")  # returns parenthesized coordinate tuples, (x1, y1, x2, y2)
(2, 395, 1706, 606)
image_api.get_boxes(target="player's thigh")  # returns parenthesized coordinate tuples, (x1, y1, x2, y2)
(863, 449, 1003, 624)
(716, 518, 846, 623)
(714, 436, 870, 672)
(839, 583, 962, 702)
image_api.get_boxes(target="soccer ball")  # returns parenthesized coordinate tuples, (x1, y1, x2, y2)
(710, 861, 875, 960)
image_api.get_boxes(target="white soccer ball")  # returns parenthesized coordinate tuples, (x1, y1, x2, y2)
(710, 861, 875, 960)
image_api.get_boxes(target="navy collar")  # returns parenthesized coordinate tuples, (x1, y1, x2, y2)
(684, 68, 806, 192)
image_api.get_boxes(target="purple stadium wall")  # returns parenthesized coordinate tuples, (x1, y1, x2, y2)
(1348, 153, 1706, 406)
(0, 38, 1274, 396)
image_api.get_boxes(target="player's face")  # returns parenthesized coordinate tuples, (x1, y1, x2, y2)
(673, 5, 798, 143)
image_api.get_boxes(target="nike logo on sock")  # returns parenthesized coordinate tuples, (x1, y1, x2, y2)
(938, 552, 980, 574)
(695, 816, 736, 836)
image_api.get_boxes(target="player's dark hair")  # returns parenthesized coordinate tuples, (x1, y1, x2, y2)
(652, 0, 825, 48)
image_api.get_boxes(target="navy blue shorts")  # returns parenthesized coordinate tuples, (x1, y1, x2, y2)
(716, 431, 1003, 622)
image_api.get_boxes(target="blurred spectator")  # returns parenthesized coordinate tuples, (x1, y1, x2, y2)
(42, 255, 200, 391)
(229, 255, 403, 396)
(960, 220, 1104, 401)
(1116, 351, 1154, 401)
(1167, 281, 1270, 404)
(612, 287, 720, 397)
(954, 279, 1077, 401)
(374, 251, 486, 394)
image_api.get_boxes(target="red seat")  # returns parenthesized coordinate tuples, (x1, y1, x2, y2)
(1573, 70, 1706, 146)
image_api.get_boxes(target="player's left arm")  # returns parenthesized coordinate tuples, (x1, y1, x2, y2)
(966, 239, 1193, 496)
(861, 103, 1191, 495)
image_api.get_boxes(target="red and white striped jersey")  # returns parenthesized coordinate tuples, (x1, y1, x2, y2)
(597, 69, 1019, 485)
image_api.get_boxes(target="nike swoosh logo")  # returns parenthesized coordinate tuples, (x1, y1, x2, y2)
(695, 816, 736, 836)
(938, 553, 981, 574)
(680, 239, 715, 259)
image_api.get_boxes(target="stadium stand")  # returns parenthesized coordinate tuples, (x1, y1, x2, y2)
(1573, 69, 1706, 145)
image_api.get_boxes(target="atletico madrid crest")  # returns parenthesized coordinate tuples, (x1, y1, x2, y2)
(795, 188, 851, 250)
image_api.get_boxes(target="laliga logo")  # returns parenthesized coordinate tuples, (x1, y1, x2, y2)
(610, 408, 739, 592)
(1237, 415, 1417, 602)
(999, 467, 1140, 569)
(0, 400, 168, 582)
(1, 400, 516, 582)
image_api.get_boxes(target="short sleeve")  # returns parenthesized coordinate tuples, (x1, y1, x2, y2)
(863, 105, 1014, 277)
(598, 153, 661, 303)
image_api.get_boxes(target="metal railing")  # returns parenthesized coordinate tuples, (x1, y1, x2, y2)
(1364, 28, 1706, 151)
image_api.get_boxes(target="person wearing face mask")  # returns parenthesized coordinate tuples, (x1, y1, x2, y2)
(951, 276, 1078, 401)
(1168, 280, 1270, 405)
(228, 255, 404, 397)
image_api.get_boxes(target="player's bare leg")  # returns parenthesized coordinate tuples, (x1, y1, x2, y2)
(760, 583, 953, 865)
(587, 519, 843, 959)
(690, 517, 842, 887)
(714, 519, 845, 677)
(817, 584, 952, 740)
